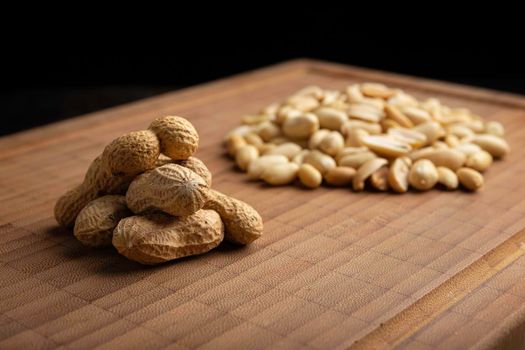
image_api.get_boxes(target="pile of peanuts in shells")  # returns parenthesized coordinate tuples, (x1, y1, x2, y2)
(54, 116, 263, 265)
(225, 83, 510, 192)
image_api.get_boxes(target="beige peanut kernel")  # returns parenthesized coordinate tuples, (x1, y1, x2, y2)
(225, 134, 247, 157)
(224, 125, 254, 141)
(485, 121, 505, 137)
(342, 120, 382, 135)
(436, 166, 458, 190)
(347, 104, 384, 123)
(413, 121, 445, 144)
(303, 150, 337, 175)
(381, 119, 403, 131)
(445, 134, 460, 147)
(345, 128, 369, 147)
(294, 85, 325, 100)
(387, 128, 427, 148)
(388, 157, 412, 193)
(454, 143, 482, 156)
(408, 159, 438, 191)
(361, 135, 412, 157)
(315, 107, 348, 131)
(292, 149, 310, 165)
(243, 132, 264, 149)
(276, 106, 303, 125)
(433, 141, 449, 149)
(309, 129, 331, 149)
(235, 144, 259, 171)
(447, 124, 475, 139)
(335, 146, 369, 162)
(247, 155, 289, 180)
(286, 94, 320, 112)
(466, 151, 493, 172)
(324, 166, 356, 186)
(298, 164, 323, 189)
(260, 162, 299, 185)
(370, 166, 390, 191)
(338, 151, 377, 169)
(319, 131, 345, 156)
(264, 142, 302, 159)
(258, 143, 276, 154)
(257, 121, 281, 141)
(411, 149, 466, 171)
(282, 113, 320, 139)
(384, 105, 414, 128)
(242, 114, 273, 125)
(472, 134, 510, 158)
(402, 107, 432, 125)
(260, 102, 280, 116)
(361, 83, 396, 99)
(353, 158, 388, 191)
(456, 167, 484, 191)
(268, 136, 291, 145)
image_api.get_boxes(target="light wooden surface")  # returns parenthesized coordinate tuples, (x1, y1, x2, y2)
(1, 59, 525, 350)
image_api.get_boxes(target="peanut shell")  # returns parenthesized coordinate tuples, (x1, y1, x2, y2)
(204, 189, 264, 245)
(149, 115, 199, 160)
(126, 164, 209, 217)
(113, 210, 224, 265)
(74, 195, 131, 247)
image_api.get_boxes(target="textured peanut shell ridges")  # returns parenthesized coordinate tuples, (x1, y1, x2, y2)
(154, 155, 212, 186)
(112, 210, 224, 265)
(149, 116, 199, 160)
(204, 189, 264, 244)
(74, 195, 131, 247)
(102, 130, 160, 176)
(54, 155, 132, 228)
(177, 157, 212, 187)
(126, 164, 209, 216)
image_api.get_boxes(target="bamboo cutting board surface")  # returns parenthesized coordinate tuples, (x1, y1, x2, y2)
(1, 59, 525, 350)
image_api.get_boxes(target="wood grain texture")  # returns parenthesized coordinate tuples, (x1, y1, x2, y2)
(1, 59, 525, 349)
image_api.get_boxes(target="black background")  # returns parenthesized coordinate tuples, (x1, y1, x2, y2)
(2, 10, 523, 136)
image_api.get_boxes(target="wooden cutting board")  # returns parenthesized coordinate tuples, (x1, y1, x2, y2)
(1, 59, 525, 350)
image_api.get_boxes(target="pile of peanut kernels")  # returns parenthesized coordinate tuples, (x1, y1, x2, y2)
(225, 83, 510, 192)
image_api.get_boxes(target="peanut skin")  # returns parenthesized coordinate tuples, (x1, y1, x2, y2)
(204, 189, 263, 245)
(113, 210, 224, 265)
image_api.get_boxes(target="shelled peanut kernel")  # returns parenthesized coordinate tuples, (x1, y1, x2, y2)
(225, 83, 510, 192)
